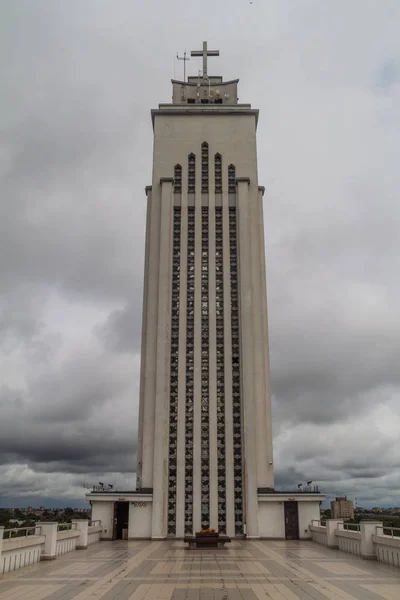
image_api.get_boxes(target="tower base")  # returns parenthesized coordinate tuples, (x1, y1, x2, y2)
(86, 489, 325, 541)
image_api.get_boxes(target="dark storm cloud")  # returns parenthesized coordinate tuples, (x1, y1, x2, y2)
(1, 0, 400, 506)
(0, 381, 137, 473)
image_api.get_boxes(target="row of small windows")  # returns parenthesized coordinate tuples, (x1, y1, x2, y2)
(215, 206, 226, 532)
(168, 205, 241, 536)
(184, 207, 196, 534)
(186, 98, 223, 104)
(173, 152, 236, 194)
(167, 208, 181, 534)
(229, 207, 244, 535)
(200, 206, 210, 528)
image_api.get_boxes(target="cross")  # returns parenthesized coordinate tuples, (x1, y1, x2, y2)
(191, 41, 219, 79)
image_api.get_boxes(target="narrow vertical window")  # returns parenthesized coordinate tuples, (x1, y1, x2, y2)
(188, 153, 196, 193)
(228, 164, 236, 193)
(201, 206, 210, 529)
(174, 164, 182, 193)
(229, 206, 243, 535)
(185, 207, 195, 534)
(167, 207, 181, 535)
(215, 154, 222, 193)
(215, 207, 226, 532)
(201, 142, 209, 193)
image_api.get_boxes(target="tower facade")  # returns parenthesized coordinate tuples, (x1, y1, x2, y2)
(136, 43, 274, 539)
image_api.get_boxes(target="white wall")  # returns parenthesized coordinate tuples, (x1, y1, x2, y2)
(336, 530, 362, 557)
(373, 535, 400, 567)
(258, 502, 285, 538)
(55, 531, 79, 556)
(88, 526, 102, 546)
(1, 537, 45, 575)
(310, 526, 328, 546)
(91, 502, 114, 540)
(298, 502, 321, 540)
(129, 502, 152, 539)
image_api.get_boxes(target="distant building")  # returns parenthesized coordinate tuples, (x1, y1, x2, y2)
(331, 497, 354, 520)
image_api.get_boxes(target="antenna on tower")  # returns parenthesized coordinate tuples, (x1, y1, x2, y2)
(177, 50, 190, 82)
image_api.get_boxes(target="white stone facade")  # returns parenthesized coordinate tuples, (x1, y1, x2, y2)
(87, 45, 324, 540)
(134, 67, 276, 540)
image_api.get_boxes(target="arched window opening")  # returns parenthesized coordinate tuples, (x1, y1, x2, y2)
(215, 154, 222, 193)
(201, 142, 209, 193)
(174, 164, 182, 193)
(228, 164, 236, 193)
(188, 153, 196, 193)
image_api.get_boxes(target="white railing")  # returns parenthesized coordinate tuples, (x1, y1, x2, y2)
(375, 526, 400, 539)
(56, 523, 80, 556)
(310, 519, 400, 568)
(1, 519, 102, 577)
(341, 523, 360, 532)
(310, 520, 326, 528)
(336, 528, 361, 557)
(1, 527, 45, 575)
(373, 525, 400, 567)
(88, 520, 103, 546)
(57, 522, 78, 532)
(3, 526, 42, 540)
(89, 520, 101, 527)
(309, 520, 328, 546)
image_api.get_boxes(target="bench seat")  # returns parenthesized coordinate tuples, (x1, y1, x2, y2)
(184, 534, 231, 549)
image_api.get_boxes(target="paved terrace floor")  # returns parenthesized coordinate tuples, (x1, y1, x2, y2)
(1, 540, 400, 600)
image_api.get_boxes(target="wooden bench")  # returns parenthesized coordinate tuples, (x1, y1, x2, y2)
(184, 534, 231, 549)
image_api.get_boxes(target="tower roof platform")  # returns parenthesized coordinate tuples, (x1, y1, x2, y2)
(1, 539, 399, 598)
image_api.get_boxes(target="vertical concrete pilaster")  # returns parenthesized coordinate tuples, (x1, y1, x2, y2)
(361, 521, 382, 559)
(136, 187, 152, 489)
(36, 522, 58, 560)
(209, 159, 218, 531)
(0, 526, 4, 572)
(257, 188, 274, 487)
(176, 193, 188, 539)
(152, 177, 174, 539)
(250, 187, 269, 488)
(193, 193, 202, 534)
(72, 520, 89, 549)
(326, 519, 343, 548)
(141, 186, 161, 489)
(236, 178, 259, 539)
(223, 189, 234, 539)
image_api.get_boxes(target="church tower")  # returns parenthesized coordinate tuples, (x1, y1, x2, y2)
(136, 42, 274, 539)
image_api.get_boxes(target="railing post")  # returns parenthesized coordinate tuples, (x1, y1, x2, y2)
(0, 526, 4, 571)
(360, 521, 382, 560)
(36, 522, 58, 560)
(326, 519, 343, 548)
(72, 519, 89, 549)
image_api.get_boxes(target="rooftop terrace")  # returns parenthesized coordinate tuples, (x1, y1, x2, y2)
(0, 539, 399, 600)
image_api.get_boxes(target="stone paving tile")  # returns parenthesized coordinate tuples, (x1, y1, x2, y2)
(99, 580, 141, 600)
(1, 540, 400, 599)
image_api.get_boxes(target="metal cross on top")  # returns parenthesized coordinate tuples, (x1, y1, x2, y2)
(191, 41, 219, 78)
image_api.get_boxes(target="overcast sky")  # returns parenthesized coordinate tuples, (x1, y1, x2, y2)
(1, 0, 399, 509)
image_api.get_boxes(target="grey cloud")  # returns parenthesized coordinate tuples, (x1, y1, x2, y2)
(376, 58, 400, 88)
(1, 0, 400, 507)
(97, 300, 143, 354)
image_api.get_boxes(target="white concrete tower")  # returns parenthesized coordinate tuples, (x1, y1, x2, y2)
(136, 42, 274, 539)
